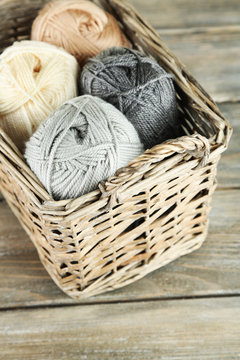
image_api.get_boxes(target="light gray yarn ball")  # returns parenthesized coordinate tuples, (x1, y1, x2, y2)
(25, 95, 144, 200)
(80, 47, 179, 149)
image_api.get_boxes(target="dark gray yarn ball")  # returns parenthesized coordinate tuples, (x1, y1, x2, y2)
(80, 47, 179, 149)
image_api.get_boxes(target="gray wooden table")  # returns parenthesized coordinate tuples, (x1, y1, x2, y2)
(0, 0, 240, 358)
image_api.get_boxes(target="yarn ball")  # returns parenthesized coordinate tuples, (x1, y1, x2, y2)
(25, 95, 144, 200)
(80, 47, 179, 149)
(0, 40, 79, 151)
(31, 0, 129, 66)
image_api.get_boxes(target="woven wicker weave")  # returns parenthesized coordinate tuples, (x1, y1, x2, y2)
(0, 0, 232, 299)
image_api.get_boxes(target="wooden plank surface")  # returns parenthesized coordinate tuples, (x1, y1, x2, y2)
(0, 297, 240, 360)
(0, 0, 239, 358)
(131, 0, 240, 28)
(160, 27, 240, 102)
(0, 188, 239, 308)
(218, 103, 240, 188)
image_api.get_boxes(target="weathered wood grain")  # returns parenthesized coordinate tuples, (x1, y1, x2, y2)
(0, 188, 239, 308)
(131, 0, 240, 29)
(159, 27, 240, 102)
(0, 2, 238, 359)
(218, 102, 240, 188)
(0, 297, 239, 360)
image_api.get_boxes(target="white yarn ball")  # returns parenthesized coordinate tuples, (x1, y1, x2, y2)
(25, 95, 144, 200)
(0, 40, 79, 151)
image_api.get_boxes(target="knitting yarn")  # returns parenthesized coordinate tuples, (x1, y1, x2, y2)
(31, 0, 129, 66)
(80, 47, 179, 149)
(25, 95, 144, 200)
(0, 40, 79, 151)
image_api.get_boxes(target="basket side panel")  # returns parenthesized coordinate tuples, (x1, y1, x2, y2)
(0, 152, 68, 289)
(0, 0, 49, 52)
(42, 153, 220, 299)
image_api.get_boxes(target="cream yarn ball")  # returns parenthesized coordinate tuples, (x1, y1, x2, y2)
(25, 95, 144, 200)
(0, 40, 79, 151)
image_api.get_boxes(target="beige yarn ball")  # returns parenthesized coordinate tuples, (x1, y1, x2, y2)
(0, 40, 79, 151)
(31, 0, 129, 65)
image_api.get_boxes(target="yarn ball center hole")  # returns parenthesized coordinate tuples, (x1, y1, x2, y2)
(70, 10, 103, 36)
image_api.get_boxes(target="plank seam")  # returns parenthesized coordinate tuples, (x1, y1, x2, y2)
(0, 293, 240, 312)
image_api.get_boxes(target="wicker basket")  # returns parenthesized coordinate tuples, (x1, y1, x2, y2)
(0, 0, 232, 299)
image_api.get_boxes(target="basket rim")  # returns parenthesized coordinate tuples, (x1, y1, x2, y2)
(0, 0, 232, 213)
(0, 126, 216, 213)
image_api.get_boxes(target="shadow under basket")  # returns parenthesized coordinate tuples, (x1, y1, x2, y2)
(0, 0, 232, 299)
